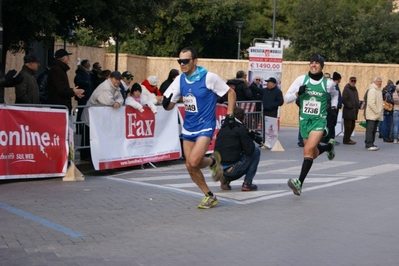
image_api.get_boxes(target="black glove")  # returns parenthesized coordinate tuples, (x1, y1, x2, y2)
(328, 107, 337, 118)
(13, 73, 23, 85)
(162, 93, 173, 109)
(298, 85, 307, 96)
(4, 69, 17, 83)
(223, 114, 236, 129)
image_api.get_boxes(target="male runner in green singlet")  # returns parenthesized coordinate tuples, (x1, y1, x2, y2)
(284, 54, 338, 196)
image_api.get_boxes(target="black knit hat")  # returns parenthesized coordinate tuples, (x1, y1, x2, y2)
(332, 72, 342, 81)
(310, 54, 325, 68)
(131, 83, 142, 93)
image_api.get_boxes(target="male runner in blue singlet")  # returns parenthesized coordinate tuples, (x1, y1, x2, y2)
(162, 47, 236, 208)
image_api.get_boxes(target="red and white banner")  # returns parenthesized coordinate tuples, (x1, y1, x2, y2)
(89, 106, 182, 170)
(0, 106, 69, 179)
(176, 103, 227, 153)
(248, 47, 283, 87)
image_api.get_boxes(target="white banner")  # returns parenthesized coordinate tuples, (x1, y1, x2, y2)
(89, 106, 181, 170)
(264, 116, 279, 149)
(248, 47, 283, 87)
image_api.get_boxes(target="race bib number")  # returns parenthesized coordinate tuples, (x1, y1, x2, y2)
(183, 95, 198, 113)
(303, 100, 320, 115)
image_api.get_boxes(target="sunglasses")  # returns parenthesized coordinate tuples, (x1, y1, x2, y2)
(177, 59, 191, 65)
(350, 80, 357, 83)
(255, 79, 261, 81)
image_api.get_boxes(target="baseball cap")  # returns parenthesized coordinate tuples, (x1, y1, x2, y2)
(54, 49, 72, 59)
(266, 77, 277, 83)
(122, 71, 134, 78)
(110, 71, 122, 79)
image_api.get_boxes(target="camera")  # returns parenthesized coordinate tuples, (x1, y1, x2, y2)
(248, 130, 263, 145)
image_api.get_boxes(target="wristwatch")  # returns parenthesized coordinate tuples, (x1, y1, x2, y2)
(227, 114, 234, 118)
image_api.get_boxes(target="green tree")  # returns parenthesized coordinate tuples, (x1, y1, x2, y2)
(282, 0, 399, 63)
(1, 0, 163, 68)
(116, 0, 249, 58)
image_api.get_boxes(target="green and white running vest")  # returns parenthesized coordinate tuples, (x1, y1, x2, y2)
(299, 75, 328, 120)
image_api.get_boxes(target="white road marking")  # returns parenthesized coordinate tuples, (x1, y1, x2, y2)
(166, 177, 345, 188)
(105, 162, 395, 205)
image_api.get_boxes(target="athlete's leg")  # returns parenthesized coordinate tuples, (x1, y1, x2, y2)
(299, 130, 324, 185)
(183, 137, 213, 194)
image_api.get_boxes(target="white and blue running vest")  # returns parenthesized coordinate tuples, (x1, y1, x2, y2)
(180, 73, 217, 135)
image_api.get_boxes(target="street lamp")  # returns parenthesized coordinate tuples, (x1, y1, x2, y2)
(235, 21, 245, 59)
(271, 0, 277, 47)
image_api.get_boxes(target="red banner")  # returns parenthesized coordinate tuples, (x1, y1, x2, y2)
(0, 106, 68, 179)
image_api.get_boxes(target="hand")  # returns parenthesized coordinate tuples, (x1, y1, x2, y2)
(328, 107, 337, 118)
(112, 102, 121, 108)
(13, 73, 23, 85)
(298, 85, 307, 96)
(223, 114, 236, 129)
(4, 69, 17, 83)
(73, 87, 85, 99)
(156, 95, 163, 103)
(162, 93, 173, 109)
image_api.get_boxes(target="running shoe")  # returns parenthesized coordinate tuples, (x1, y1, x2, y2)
(327, 138, 335, 160)
(287, 178, 302, 196)
(197, 194, 218, 209)
(209, 151, 222, 182)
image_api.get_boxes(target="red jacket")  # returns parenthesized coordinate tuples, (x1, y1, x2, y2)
(141, 79, 162, 96)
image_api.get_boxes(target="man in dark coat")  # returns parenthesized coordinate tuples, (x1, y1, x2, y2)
(47, 49, 85, 113)
(91, 62, 102, 89)
(342, 76, 359, 144)
(262, 77, 284, 118)
(74, 59, 93, 120)
(15, 54, 41, 104)
(234, 70, 253, 101)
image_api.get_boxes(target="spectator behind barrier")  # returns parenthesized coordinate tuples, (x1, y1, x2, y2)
(125, 83, 157, 114)
(141, 75, 163, 105)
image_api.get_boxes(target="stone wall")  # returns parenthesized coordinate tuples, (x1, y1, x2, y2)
(5, 44, 399, 131)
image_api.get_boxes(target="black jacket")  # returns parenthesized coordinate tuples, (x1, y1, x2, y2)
(47, 59, 74, 112)
(74, 65, 93, 104)
(262, 86, 284, 113)
(15, 65, 40, 104)
(215, 121, 255, 166)
(235, 79, 253, 101)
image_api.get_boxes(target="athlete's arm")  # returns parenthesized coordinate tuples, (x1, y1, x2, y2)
(285, 75, 305, 104)
(327, 79, 339, 109)
(226, 88, 236, 115)
(162, 74, 182, 110)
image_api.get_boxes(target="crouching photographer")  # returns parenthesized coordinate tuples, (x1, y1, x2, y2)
(214, 107, 261, 191)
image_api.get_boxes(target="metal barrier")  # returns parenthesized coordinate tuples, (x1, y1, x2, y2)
(71, 105, 90, 164)
(236, 100, 264, 137)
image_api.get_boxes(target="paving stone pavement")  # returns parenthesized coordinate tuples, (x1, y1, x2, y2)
(1, 127, 399, 266)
